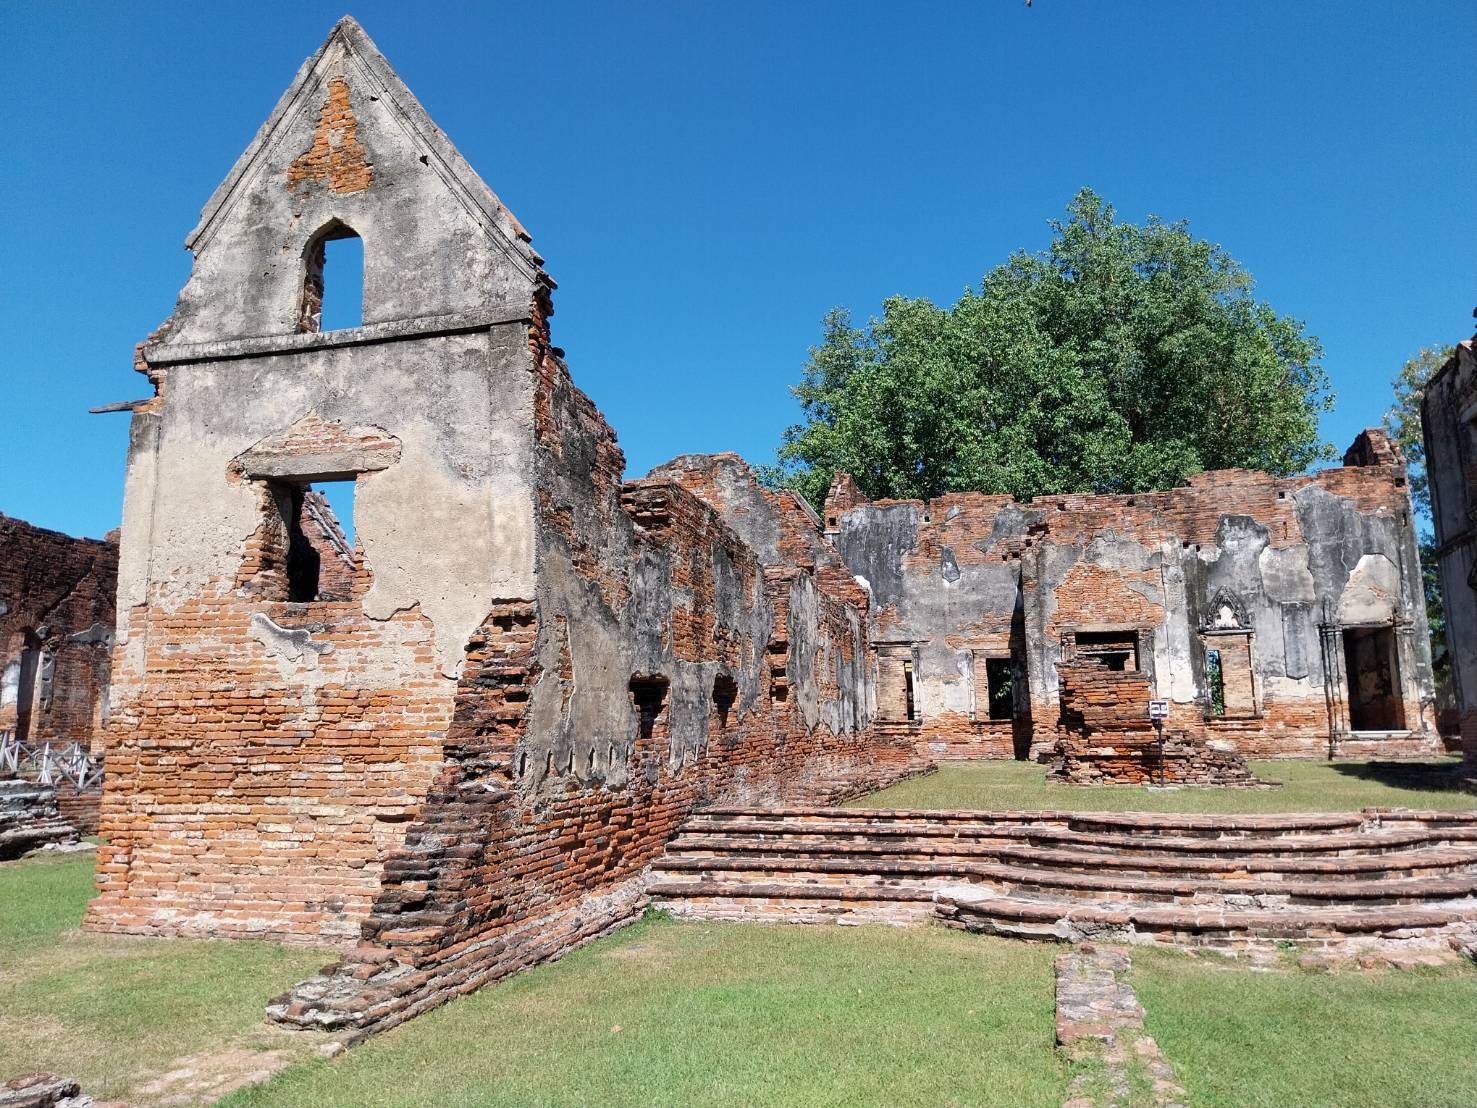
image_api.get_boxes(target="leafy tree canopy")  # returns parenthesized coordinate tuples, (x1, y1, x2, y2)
(1383, 344, 1454, 518)
(764, 188, 1334, 508)
(1381, 345, 1455, 708)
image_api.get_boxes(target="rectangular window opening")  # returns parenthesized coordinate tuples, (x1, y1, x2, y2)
(273, 479, 357, 603)
(985, 657, 1014, 721)
(319, 234, 364, 331)
(629, 675, 669, 741)
(1075, 630, 1139, 672)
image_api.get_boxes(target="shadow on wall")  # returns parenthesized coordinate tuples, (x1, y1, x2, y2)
(1327, 759, 1473, 795)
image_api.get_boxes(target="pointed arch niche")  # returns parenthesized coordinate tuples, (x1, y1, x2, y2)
(298, 219, 364, 333)
(1201, 588, 1257, 719)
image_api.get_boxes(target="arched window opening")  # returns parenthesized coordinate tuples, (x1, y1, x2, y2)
(712, 674, 737, 730)
(298, 223, 363, 333)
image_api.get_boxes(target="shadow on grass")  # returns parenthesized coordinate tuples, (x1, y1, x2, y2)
(1327, 759, 1474, 797)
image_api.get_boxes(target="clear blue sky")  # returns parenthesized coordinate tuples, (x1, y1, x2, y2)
(2, 1, 1472, 540)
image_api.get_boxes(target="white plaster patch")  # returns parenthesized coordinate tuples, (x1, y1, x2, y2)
(1258, 545, 1316, 603)
(249, 613, 334, 669)
(1338, 554, 1400, 624)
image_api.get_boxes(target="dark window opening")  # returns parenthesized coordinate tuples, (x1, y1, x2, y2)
(1206, 649, 1225, 717)
(299, 223, 363, 333)
(712, 674, 738, 729)
(13, 631, 42, 742)
(1343, 626, 1405, 731)
(629, 674, 669, 740)
(985, 658, 1014, 721)
(1075, 630, 1139, 672)
(272, 480, 357, 602)
(904, 660, 917, 721)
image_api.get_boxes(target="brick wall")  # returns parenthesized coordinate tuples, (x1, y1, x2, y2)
(265, 310, 925, 1034)
(0, 515, 117, 753)
(832, 442, 1437, 762)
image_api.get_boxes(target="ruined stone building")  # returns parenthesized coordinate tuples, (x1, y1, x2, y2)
(1, 516, 117, 752)
(823, 428, 1438, 765)
(83, 18, 922, 1033)
(0, 515, 116, 844)
(74, 16, 1448, 1033)
(1424, 321, 1477, 763)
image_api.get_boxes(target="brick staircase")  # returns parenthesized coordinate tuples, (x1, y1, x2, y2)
(0, 777, 79, 860)
(647, 806, 1477, 951)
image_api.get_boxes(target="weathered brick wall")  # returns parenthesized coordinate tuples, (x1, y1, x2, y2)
(268, 314, 924, 1034)
(833, 441, 1438, 761)
(0, 515, 117, 753)
(1423, 333, 1477, 765)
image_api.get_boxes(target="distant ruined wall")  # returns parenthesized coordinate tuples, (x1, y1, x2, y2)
(0, 516, 116, 754)
(1424, 329, 1477, 764)
(831, 434, 1437, 761)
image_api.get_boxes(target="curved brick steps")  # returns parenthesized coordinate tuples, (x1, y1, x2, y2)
(935, 889, 1477, 949)
(651, 805, 1477, 949)
(658, 850, 1477, 892)
(652, 855, 1477, 911)
(670, 823, 1475, 863)
(667, 832, 1477, 875)
(647, 879, 935, 925)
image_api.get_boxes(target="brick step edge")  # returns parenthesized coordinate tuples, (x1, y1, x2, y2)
(935, 890, 1477, 938)
(663, 838, 1477, 875)
(651, 857, 1477, 900)
(671, 826, 1472, 855)
(693, 809, 1373, 835)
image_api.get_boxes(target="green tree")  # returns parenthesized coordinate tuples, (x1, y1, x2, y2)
(764, 188, 1333, 508)
(1382, 344, 1456, 706)
(1382, 344, 1453, 517)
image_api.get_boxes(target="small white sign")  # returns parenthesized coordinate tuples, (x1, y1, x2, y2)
(1148, 699, 1170, 720)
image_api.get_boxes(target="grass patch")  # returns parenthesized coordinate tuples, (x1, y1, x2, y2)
(852, 758, 1476, 814)
(1129, 947, 1477, 1108)
(224, 916, 1068, 1108)
(0, 852, 330, 1102)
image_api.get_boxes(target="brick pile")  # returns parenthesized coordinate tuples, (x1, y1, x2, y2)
(1048, 662, 1267, 787)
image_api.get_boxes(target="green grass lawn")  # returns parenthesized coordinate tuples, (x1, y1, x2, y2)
(5, 813, 1475, 1107)
(1130, 947, 1477, 1108)
(223, 916, 1068, 1108)
(851, 758, 1477, 814)
(0, 851, 330, 1104)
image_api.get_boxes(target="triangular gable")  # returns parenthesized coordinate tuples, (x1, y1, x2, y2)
(185, 16, 546, 286)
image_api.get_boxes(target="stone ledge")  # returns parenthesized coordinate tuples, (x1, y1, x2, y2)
(143, 306, 532, 366)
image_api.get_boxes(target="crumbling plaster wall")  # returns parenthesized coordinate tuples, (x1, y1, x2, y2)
(1423, 333, 1477, 761)
(265, 326, 921, 1036)
(93, 17, 925, 1031)
(89, 21, 547, 943)
(832, 444, 1436, 760)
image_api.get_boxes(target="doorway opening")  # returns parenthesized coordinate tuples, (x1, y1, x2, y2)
(1342, 626, 1405, 731)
